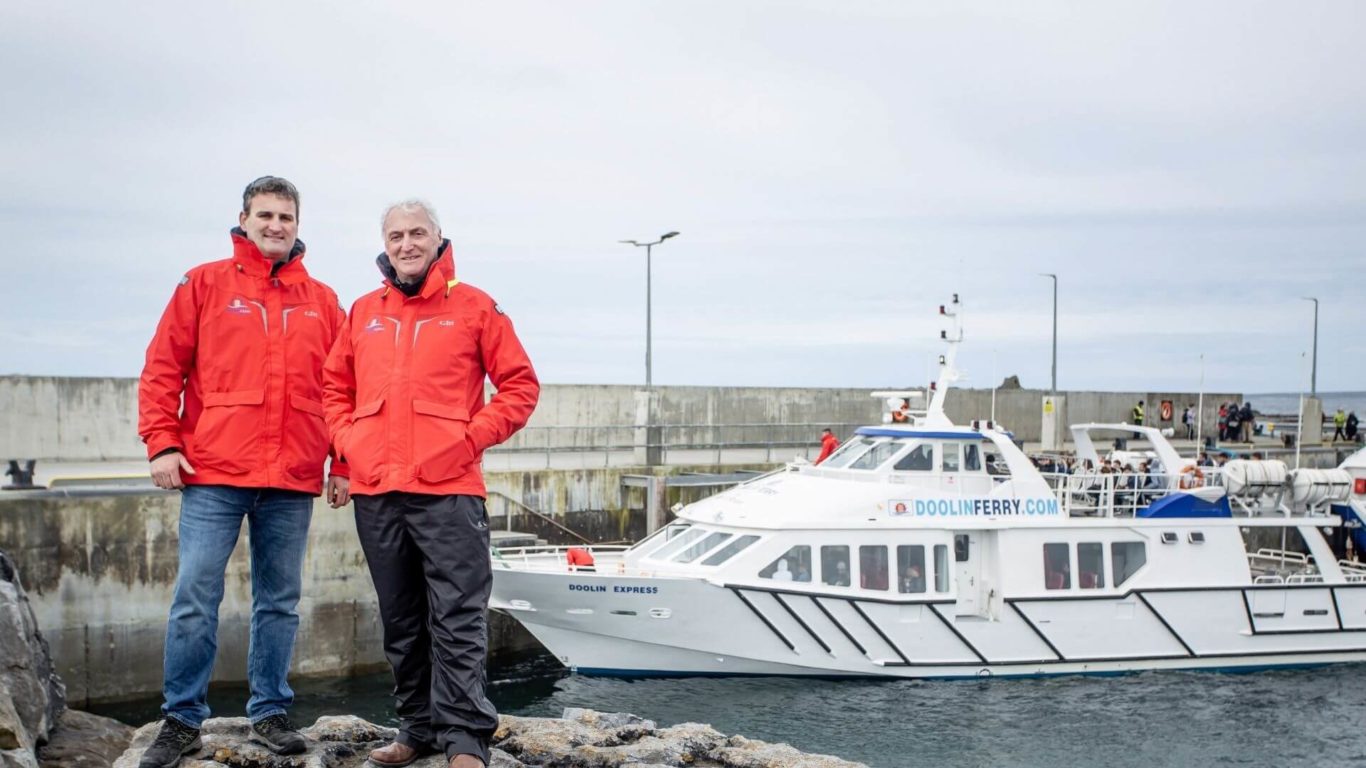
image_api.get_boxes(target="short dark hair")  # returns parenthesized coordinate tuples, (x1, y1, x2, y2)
(242, 176, 300, 216)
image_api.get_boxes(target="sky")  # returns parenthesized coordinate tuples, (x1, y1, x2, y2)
(1, 1, 1362, 394)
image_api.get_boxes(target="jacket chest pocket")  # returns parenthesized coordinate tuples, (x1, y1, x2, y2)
(411, 400, 474, 483)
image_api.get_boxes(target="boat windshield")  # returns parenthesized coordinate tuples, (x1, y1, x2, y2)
(637, 521, 694, 557)
(848, 439, 901, 470)
(821, 437, 877, 468)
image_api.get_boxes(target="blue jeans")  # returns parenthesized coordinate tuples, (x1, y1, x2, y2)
(162, 485, 313, 728)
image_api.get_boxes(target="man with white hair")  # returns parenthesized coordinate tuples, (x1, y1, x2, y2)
(323, 200, 539, 768)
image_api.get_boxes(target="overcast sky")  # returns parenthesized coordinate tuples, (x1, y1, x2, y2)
(2, 1, 1362, 394)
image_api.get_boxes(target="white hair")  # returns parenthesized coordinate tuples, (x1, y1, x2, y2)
(381, 198, 441, 234)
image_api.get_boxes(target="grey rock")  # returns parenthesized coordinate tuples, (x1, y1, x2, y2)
(0, 747, 40, 768)
(559, 709, 656, 731)
(114, 710, 865, 768)
(0, 550, 66, 759)
(37, 709, 134, 768)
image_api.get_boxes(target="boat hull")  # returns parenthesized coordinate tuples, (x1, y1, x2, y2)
(492, 568, 1366, 679)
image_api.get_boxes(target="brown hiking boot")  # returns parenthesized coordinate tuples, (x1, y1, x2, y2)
(368, 741, 423, 767)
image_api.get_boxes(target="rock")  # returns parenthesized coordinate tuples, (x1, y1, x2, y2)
(115, 710, 866, 768)
(37, 709, 134, 768)
(0, 550, 66, 758)
(999, 375, 1023, 390)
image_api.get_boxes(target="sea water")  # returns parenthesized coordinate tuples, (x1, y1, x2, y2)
(91, 652, 1366, 767)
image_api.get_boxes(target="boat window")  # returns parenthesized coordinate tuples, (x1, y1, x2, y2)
(942, 443, 961, 473)
(894, 443, 934, 472)
(821, 437, 877, 469)
(897, 545, 927, 594)
(649, 527, 709, 561)
(859, 546, 889, 590)
(849, 439, 899, 470)
(954, 534, 970, 562)
(1111, 542, 1146, 587)
(1078, 542, 1105, 589)
(985, 448, 1010, 476)
(933, 545, 950, 592)
(1044, 543, 1071, 589)
(822, 545, 851, 587)
(671, 532, 732, 564)
(759, 545, 811, 582)
(637, 521, 691, 556)
(701, 534, 760, 566)
(963, 444, 982, 471)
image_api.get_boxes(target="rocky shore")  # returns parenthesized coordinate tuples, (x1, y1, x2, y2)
(1, 547, 864, 768)
(113, 708, 868, 767)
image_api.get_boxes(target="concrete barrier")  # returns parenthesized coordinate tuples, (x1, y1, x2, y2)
(1, 376, 1237, 462)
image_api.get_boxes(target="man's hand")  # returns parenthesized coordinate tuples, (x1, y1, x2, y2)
(327, 475, 351, 508)
(150, 452, 195, 490)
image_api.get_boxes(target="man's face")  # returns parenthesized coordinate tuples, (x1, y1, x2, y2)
(238, 193, 298, 261)
(383, 209, 441, 282)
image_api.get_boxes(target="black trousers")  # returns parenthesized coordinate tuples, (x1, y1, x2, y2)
(353, 493, 497, 763)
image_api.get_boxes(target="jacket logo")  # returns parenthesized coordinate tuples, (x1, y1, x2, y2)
(304, 310, 320, 318)
(226, 298, 251, 315)
(363, 317, 385, 333)
(439, 320, 455, 327)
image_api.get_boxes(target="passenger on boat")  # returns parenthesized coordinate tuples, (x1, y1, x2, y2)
(827, 561, 851, 587)
(814, 429, 839, 464)
(794, 562, 811, 583)
(900, 566, 925, 594)
(772, 560, 794, 581)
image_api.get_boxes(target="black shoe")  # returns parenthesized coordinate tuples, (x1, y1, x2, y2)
(138, 718, 202, 768)
(251, 713, 308, 755)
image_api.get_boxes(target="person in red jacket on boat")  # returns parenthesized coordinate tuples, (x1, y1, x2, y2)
(136, 177, 349, 768)
(323, 199, 539, 768)
(815, 428, 840, 464)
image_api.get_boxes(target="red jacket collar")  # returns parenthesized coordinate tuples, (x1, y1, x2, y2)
(231, 229, 308, 283)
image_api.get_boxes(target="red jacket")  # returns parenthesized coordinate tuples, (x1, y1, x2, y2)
(322, 242, 539, 497)
(815, 433, 839, 464)
(138, 230, 348, 494)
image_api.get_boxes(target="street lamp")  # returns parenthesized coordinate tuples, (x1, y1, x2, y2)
(1039, 273, 1057, 395)
(1302, 297, 1318, 397)
(619, 231, 680, 389)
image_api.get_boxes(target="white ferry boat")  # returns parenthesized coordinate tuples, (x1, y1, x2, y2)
(491, 298, 1366, 678)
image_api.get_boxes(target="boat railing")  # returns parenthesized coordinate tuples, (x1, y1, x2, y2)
(1339, 560, 1366, 583)
(492, 544, 630, 571)
(492, 543, 699, 579)
(1041, 470, 1210, 518)
(1247, 548, 1322, 580)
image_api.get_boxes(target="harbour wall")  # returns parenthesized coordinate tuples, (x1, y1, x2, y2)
(0, 462, 681, 707)
(0, 375, 1241, 461)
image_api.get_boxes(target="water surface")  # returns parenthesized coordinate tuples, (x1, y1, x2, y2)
(92, 654, 1366, 767)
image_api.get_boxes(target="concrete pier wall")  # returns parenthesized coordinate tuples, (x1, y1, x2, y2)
(0, 376, 1239, 461)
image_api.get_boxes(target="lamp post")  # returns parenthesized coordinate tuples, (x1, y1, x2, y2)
(1302, 297, 1318, 397)
(1039, 273, 1057, 395)
(619, 231, 680, 390)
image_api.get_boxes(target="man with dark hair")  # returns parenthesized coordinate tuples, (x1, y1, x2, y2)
(1131, 400, 1145, 426)
(324, 199, 539, 768)
(814, 428, 839, 464)
(137, 177, 349, 768)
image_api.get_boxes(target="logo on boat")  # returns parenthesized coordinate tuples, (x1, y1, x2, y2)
(889, 497, 1060, 517)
